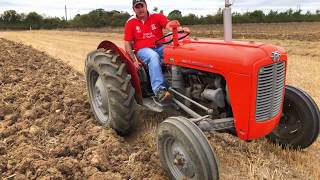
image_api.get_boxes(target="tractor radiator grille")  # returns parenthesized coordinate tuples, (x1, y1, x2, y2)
(256, 62, 285, 122)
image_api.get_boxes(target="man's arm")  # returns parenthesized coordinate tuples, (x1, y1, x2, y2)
(124, 41, 140, 68)
(124, 41, 136, 61)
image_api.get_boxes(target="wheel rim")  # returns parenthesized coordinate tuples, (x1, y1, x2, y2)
(273, 99, 303, 140)
(89, 70, 110, 123)
(164, 136, 196, 179)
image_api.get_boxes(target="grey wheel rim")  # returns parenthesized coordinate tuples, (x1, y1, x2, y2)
(164, 136, 197, 179)
(90, 71, 110, 124)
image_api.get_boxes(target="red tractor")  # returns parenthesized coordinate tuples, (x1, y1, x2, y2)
(85, 1, 319, 179)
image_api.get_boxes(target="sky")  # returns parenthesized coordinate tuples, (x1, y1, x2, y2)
(0, 0, 319, 19)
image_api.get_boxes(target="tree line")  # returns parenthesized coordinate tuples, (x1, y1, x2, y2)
(168, 9, 320, 25)
(0, 8, 319, 30)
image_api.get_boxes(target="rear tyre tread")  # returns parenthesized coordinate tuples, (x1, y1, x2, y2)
(85, 49, 137, 135)
(121, 75, 132, 91)
(102, 72, 125, 84)
(117, 63, 126, 76)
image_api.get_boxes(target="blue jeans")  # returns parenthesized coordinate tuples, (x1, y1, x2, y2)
(137, 45, 166, 94)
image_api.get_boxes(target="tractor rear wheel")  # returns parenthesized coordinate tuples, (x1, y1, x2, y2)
(157, 116, 219, 180)
(85, 49, 137, 135)
(267, 85, 320, 149)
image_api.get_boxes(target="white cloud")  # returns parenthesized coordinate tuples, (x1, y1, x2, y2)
(0, 0, 319, 18)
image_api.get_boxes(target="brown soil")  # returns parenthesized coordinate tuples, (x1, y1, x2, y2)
(0, 38, 319, 179)
(0, 38, 167, 179)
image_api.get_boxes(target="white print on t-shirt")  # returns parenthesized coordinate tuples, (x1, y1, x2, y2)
(136, 26, 141, 33)
(151, 24, 157, 30)
(143, 32, 155, 39)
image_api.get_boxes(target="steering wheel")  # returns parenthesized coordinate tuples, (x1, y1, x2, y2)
(155, 30, 190, 45)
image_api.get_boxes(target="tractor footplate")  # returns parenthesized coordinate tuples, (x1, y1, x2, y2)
(142, 97, 174, 112)
(198, 117, 234, 132)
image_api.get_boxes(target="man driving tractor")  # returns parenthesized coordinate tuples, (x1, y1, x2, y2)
(124, 0, 190, 103)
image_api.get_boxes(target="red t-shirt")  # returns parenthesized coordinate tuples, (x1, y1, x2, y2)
(124, 13, 169, 52)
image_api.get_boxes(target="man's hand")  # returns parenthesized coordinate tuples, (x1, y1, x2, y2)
(181, 27, 190, 34)
(166, 20, 190, 34)
(133, 59, 141, 69)
(125, 40, 141, 69)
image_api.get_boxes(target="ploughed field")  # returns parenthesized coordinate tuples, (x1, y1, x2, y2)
(0, 22, 320, 179)
(0, 39, 168, 179)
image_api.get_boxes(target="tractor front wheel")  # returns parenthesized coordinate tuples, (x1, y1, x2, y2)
(85, 49, 137, 135)
(267, 85, 320, 149)
(157, 116, 219, 180)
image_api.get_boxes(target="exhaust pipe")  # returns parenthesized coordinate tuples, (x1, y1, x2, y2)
(223, 0, 232, 41)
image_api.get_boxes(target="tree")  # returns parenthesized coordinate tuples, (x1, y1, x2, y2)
(168, 10, 182, 20)
(69, 9, 130, 28)
(181, 13, 199, 25)
(42, 17, 63, 29)
(215, 8, 224, 24)
(249, 10, 265, 22)
(1, 10, 22, 24)
(25, 12, 43, 29)
(286, 9, 294, 16)
(216, 8, 223, 16)
(110, 12, 130, 26)
(153, 7, 158, 12)
(293, 9, 302, 16)
(87, 9, 108, 27)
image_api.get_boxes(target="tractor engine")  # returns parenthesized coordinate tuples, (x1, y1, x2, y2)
(169, 66, 230, 118)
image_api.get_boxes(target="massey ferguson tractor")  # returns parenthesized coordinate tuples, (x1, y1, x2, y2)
(85, 1, 319, 179)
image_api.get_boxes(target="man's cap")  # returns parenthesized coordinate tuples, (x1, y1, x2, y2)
(133, 0, 146, 7)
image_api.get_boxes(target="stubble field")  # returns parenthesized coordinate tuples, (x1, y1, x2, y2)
(0, 22, 319, 179)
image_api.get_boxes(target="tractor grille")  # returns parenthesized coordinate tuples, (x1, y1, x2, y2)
(256, 62, 285, 122)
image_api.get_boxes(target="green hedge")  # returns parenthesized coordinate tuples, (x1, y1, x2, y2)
(0, 9, 319, 29)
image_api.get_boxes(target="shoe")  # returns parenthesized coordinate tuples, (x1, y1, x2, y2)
(156, 88, 172, 103)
